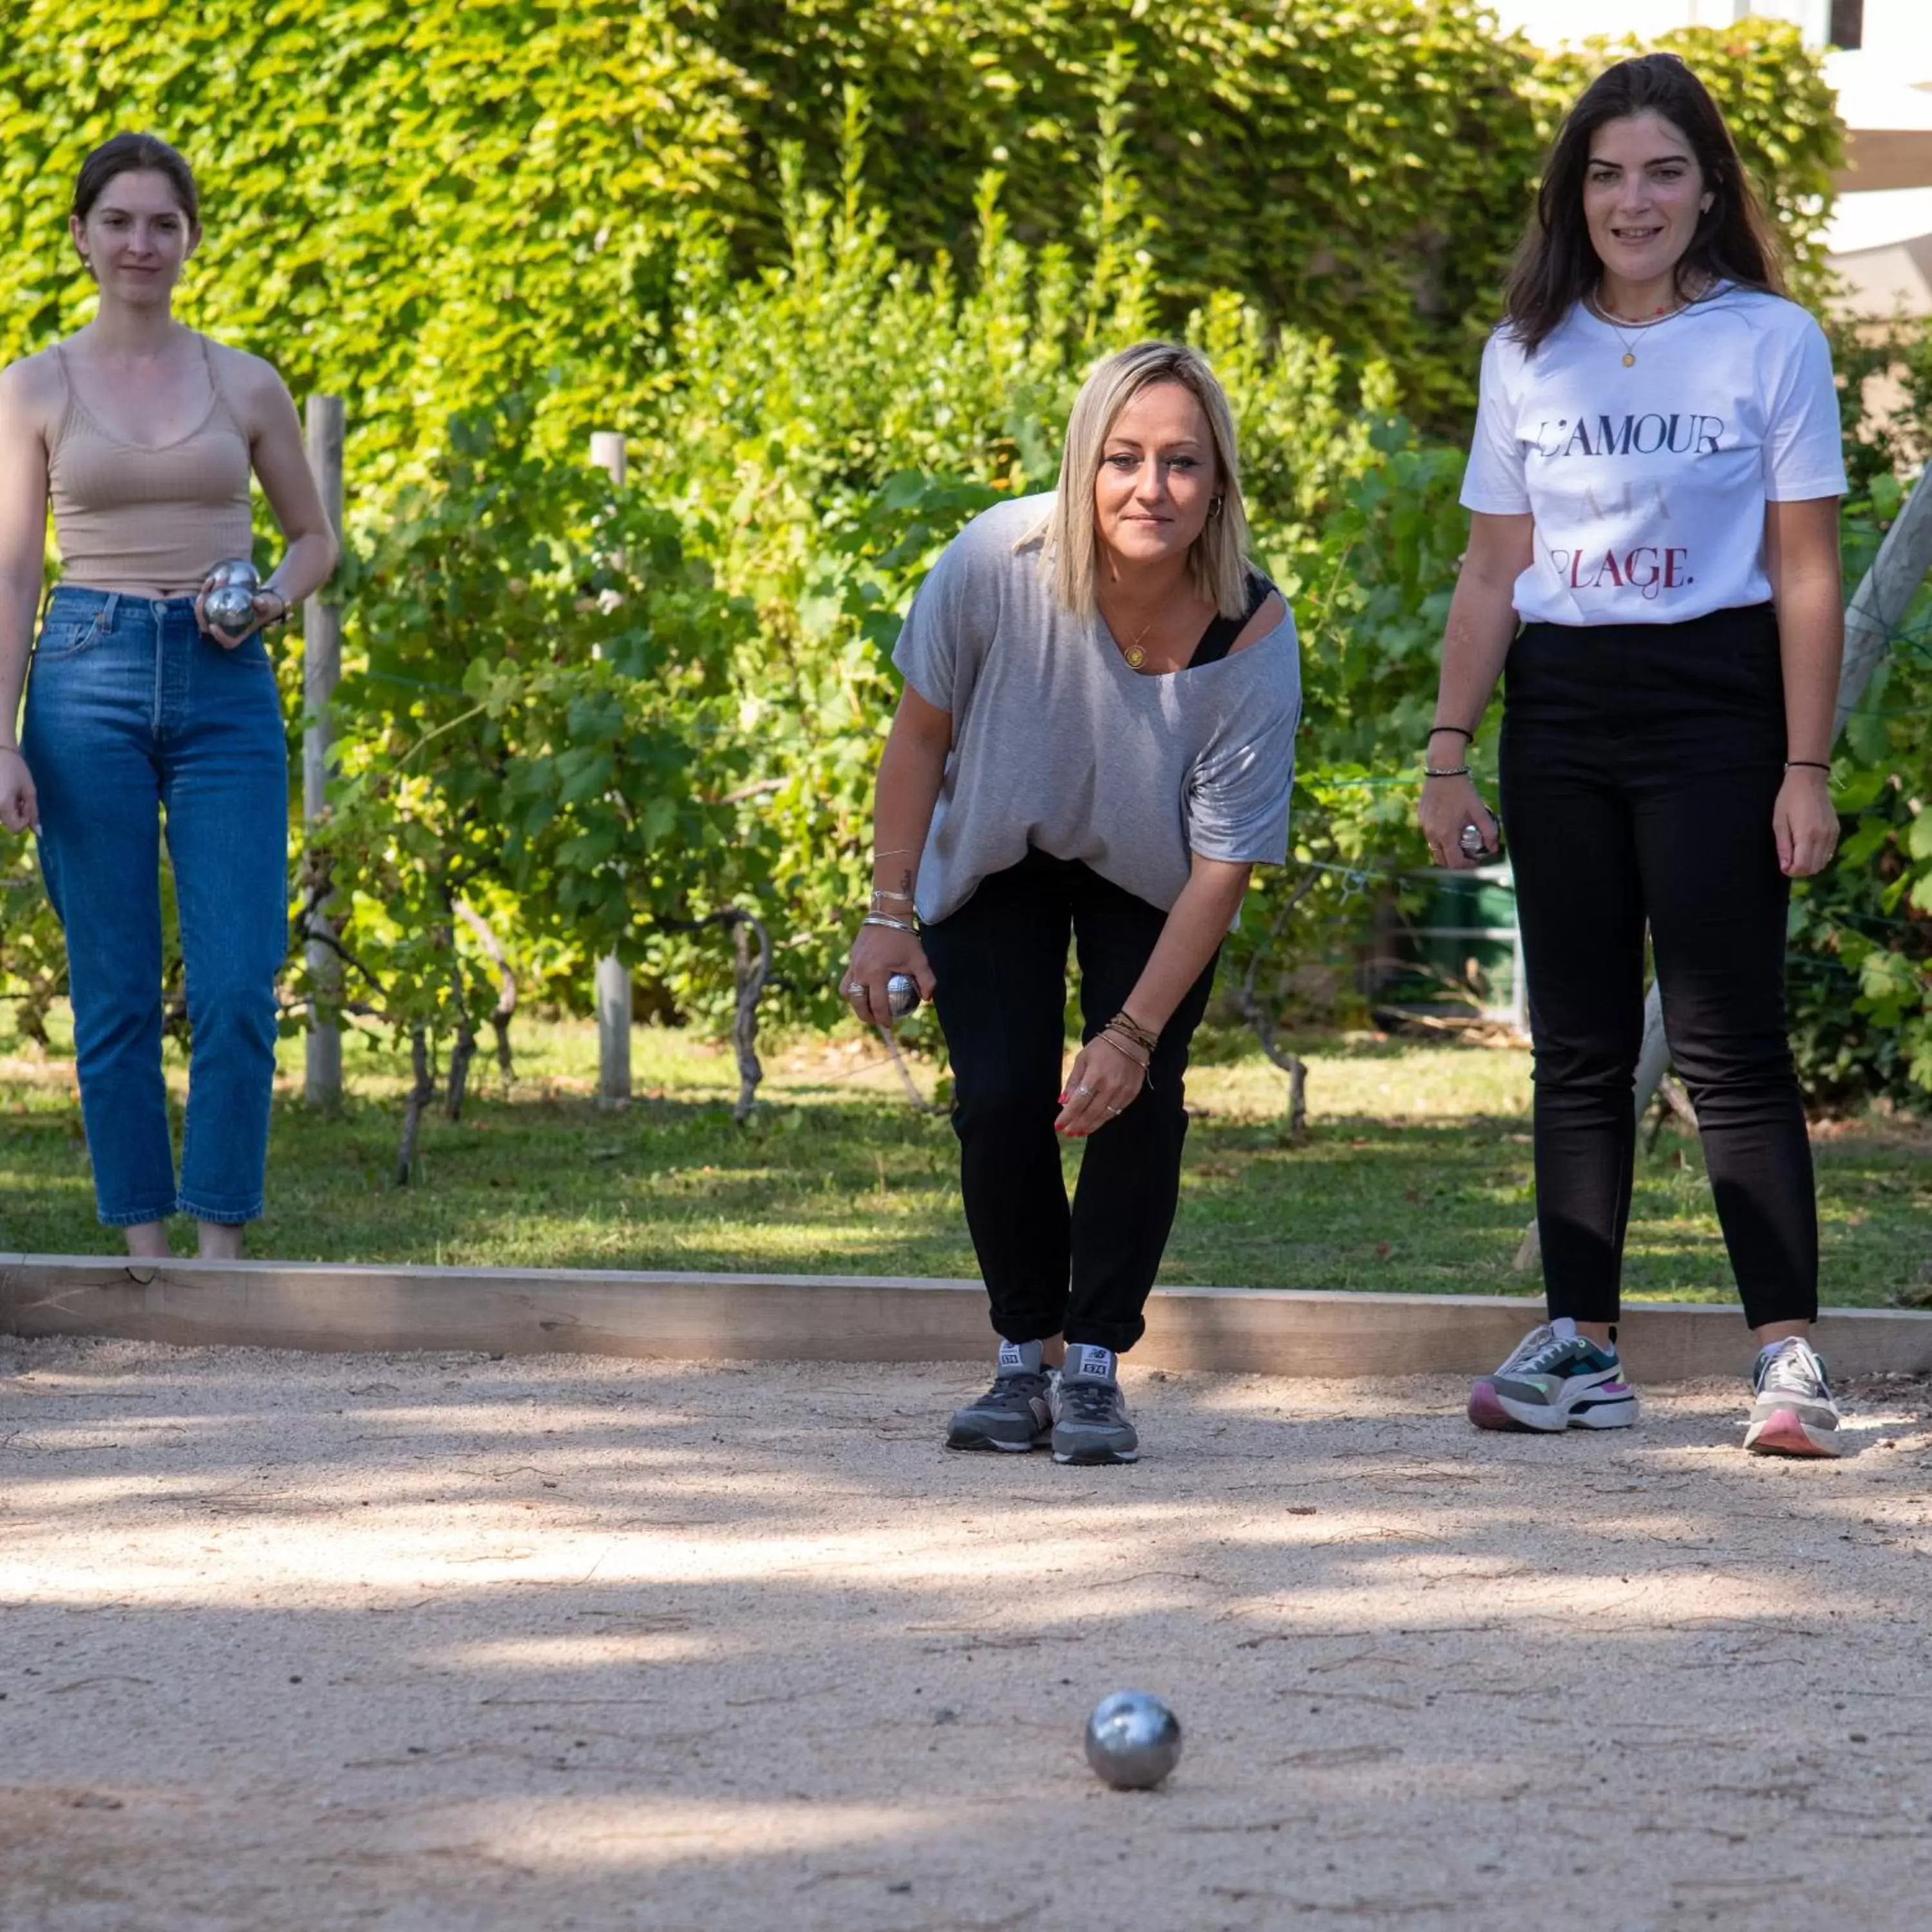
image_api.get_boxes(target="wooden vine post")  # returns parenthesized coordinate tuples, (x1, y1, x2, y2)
(302, 395, 347, 1111)
(589, 431, 632, 1107)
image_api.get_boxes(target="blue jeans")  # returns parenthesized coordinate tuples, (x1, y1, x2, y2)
(22, 587, 289, 1226)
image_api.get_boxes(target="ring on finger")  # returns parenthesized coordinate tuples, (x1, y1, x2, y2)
(1074, 1082, 1095, 1098)
(1104, 1103, 1123, 1116)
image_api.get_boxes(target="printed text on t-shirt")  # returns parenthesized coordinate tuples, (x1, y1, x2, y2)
(1547, 545, 1692, 597)
(1533, 413, 1725, 459)
(1535, 410, 1724, 600)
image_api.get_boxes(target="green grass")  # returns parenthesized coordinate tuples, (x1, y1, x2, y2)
(1, 1011, 1926, 1307)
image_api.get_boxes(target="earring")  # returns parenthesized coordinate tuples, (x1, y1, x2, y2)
(1209, 495, 1224, 517)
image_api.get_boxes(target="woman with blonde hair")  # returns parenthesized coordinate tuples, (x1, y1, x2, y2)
(843, 341, 1302, 1464)
(0, 133, 337, 1256)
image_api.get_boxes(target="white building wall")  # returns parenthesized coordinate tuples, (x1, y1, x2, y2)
(1862, 5, 1932, 72)
(1485, 1, 1850, 53)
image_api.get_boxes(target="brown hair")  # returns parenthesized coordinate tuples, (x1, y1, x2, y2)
(1503, 54, 1781, 354)
(72, 133, 200, 228)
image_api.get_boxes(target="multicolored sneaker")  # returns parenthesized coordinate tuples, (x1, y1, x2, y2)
(1471, 1320, 1638, 1433)
(1744, 1336, 1844, 1459)
(1468, 1322, 1560, 1430)
(1050, 1343, 1139, 1466)
(945, 1338, 1054, 1452)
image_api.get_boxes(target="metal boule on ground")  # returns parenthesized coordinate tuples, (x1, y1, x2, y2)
(1085, 1689, 1183, 1789)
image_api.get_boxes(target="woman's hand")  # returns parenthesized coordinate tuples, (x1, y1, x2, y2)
(0, 744, 37, 834)
(194, 574, 249, 649)
(1774, 767, 1838, 878)
(1054, 1031, 1146, 1139)
(1419, 772, 1500, 871)
(842, 922, 934, 1028)
(194, 580, 287, 650)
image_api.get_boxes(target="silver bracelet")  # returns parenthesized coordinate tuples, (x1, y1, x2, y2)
(1423, 763, 1472, 779)
(860, 911, 916, 933)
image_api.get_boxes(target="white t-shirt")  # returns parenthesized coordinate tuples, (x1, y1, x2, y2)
(1459, 287, 1847, 626)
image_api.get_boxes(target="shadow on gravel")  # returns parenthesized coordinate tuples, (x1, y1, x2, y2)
(4, 1339, 1932, 1930)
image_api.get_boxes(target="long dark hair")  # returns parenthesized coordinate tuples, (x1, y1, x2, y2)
(1503, 54, 1781, 353)
(72, 132, 200, 227)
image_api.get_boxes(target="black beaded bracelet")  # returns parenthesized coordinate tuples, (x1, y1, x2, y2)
(1427, 724, 1475, 745)
(1784, 759, 1830, 773)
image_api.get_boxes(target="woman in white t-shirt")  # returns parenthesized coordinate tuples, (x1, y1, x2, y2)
(1419, 53, 1848, 1457)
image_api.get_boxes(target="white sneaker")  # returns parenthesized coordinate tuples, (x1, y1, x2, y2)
(1743, 1337, 1844, 1458)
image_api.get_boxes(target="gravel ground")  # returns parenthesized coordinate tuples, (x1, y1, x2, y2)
(3, 1336, 1930, 1931)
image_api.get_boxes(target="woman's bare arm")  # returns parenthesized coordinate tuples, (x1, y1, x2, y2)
(1419, 511, 1530, 870)
(1765, 495, 1843, 878)
(1120, 856, 1250, 1034)
(0, 359, 53, 829)
(1053, 853, 1249, 1138)
(207, 354, 337, 640)
(845, 683, 952, 1025)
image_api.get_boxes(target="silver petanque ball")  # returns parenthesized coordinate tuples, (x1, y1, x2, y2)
(1084, 1690, 1182, 1790)
(1459, 822, 1487, 858)
(885, 972, 922, 1020)
(204, 558, 260, 632)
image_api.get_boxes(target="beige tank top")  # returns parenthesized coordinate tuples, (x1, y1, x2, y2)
(46, 334, 255, 598)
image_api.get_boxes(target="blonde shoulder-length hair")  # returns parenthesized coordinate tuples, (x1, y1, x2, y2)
(1021, 341, 1253, 620)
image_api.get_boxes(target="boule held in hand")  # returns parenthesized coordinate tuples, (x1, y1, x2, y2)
(198, 555, 290, 647)
(200, 557, 259, 635)
(1459, 818, 1499, 860)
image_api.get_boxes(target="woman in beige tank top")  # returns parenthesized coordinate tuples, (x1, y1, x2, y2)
(0, 133, 338, 1259)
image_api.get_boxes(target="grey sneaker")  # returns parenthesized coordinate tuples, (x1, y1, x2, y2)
(1050, 1344, 1139, 1466)
(1744, 1336, 1844, 1458)
(946, 1339, 1054, 1452)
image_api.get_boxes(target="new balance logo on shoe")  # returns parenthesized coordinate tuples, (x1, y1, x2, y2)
(1075, 1345, 1115, 1381)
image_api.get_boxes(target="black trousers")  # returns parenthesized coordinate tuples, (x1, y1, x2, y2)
(1499, 603, 1817, 1331)
(920, 850, 1218, 1354)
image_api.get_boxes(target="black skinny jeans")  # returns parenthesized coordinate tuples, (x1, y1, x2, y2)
(920, 850, 1218, 1355)
(1499, 603, 1818, 1331)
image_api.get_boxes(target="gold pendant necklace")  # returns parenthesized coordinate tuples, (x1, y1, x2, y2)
(1117, 609, 1161, 671)
(1108, 580, 1193, 672)
(1590, 289, 1689, 369)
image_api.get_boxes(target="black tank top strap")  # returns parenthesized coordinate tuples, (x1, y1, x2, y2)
(1187, 570, 1274, 669)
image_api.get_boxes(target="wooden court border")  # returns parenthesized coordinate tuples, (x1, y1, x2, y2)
(4, 1256, 1930, 1381)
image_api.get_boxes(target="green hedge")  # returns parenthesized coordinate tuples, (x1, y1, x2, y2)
(0, 3, 1841, 469)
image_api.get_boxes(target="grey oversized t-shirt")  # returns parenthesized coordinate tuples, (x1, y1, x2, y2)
(892, 493, 1303, 923)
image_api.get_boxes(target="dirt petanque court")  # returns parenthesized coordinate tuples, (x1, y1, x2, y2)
(3, 1334, 1931, 1931)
